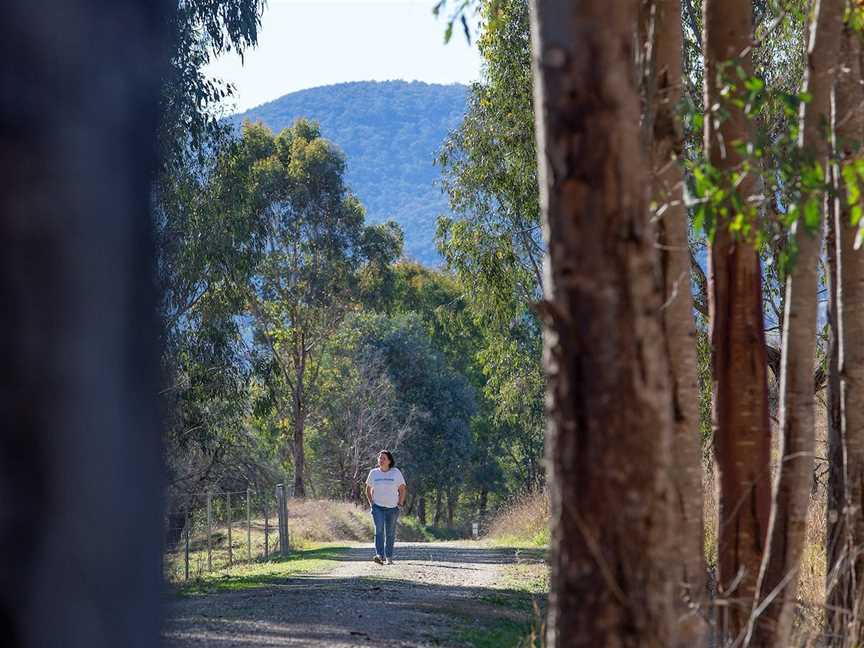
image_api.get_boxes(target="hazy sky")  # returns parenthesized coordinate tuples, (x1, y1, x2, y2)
(205, 0, 482, 113)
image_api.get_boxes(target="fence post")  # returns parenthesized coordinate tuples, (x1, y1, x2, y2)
(282, 486, 290, 552)
(227, 491, 233, 567)
(184, 511, 191, 581)
(246, 487, 252, 561)
(264, 498, 269, 559)
(276, 483, 289, 554)
(206, 492, 212, 571)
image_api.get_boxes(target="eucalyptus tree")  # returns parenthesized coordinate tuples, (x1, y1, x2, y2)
(438, 0, 545, 488)
(159, 0, 265, 167)
(155, 0, 269, 513)
(386, 262, 522, 509)
(702, 0, 773, 639)
(221, 120, 401, 497)
(826, 9, 864, 641)
(529, 0, 676, 645)
(355, 313, 476, 519)
(307, 326, 415, 502)
(644, 2, 708, 641)
(748, 2, 842, 645)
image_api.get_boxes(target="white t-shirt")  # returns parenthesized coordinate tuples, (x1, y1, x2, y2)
(365, 467, 406, 508)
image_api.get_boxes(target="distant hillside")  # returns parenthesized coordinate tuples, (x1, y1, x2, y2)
(232, 81, 469, 265)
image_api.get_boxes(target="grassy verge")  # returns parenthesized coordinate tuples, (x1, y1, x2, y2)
(485, 492, 549, 549)
(171, 544, 350, 596)
(485, 528, 549, 549)
(452, 560, 549, 648)
(398, 515, 464, 541)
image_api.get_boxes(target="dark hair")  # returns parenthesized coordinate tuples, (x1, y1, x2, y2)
(378, 450, 395, 468)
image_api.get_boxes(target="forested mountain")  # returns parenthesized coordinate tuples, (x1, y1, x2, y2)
(232, 81, 468, 265)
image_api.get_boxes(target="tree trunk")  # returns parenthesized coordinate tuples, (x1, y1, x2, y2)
(405, 493, 416, 516)
(651, 1, 707, 642)
(703, 0, 773, 641)
(826, 162, 846, 642)
(529, 2, 676, 646)
(446, 488, 458, 527)
(833, 23, 864, 641)
(292, 366, 306, 497)
(0, 1, 169, 645)
(478, 488, 489, 521)
(417, 495, 426, 525)
(433, 490, 444, 527)
(749, 2, 842, 645)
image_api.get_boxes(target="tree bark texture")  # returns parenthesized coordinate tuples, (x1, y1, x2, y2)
(831, 22, 864, 641)
(651, 1, 708, 643)
(703, 0, 773, 641)
(417, 496, 427, 524)
(433, 490, 444, 527)
(529, 1, 676, 646)
(446, 488, 457, 527)
(292, 357, 307, 497)
(826, 175, 845, 642)
(749, 2, 842, 645)
(0, 1, 171, 646)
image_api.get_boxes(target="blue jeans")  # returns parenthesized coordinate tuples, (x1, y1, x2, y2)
(371, 503, 399, 558)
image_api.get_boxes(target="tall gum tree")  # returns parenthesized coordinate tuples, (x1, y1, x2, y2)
(703, 0, 772, 640)
(829, 12, 864, 640)
(220, 121, 399, 497)
(650, 1, 707, 642)
(748, 1, 843, 646)
(529, 0, 676, 645)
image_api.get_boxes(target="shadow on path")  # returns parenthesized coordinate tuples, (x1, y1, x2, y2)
(163, 543, 547, 648)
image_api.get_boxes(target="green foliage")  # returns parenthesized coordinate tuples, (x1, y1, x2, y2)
(353, 312, 477, 494)
(156, 128, 279, 502)
(156, 0, 274, 506)
(397, 516, 464, 541)
(213, 120, 403, 481)
(234, 81, 468, 264)
(438, 0, 544, 490)
(160, 0, 265, 168)
(685, 58, 826, 264)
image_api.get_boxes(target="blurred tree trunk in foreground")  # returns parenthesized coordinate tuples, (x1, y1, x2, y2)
(529, 0, 676, 645)
(0, 1, 171, 646)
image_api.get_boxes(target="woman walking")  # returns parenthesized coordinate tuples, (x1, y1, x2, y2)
(365, 450, 406, 565)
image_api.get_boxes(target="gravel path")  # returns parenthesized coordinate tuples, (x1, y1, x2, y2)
(163, 541, 544, 648)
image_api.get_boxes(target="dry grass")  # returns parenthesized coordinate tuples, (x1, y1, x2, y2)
(486, 491, 550, 547)
(486, 466, 836, 645)
(286, 498, 374, 544)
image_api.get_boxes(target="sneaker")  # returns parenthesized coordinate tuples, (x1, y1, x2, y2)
(385, 557, 394, 565)
(372, 555, 384, 565)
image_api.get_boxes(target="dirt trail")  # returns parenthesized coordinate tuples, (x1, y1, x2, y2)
(163, 541, 544, 648)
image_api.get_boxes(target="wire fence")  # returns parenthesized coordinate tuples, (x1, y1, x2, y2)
(163, 483, 292, 583)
